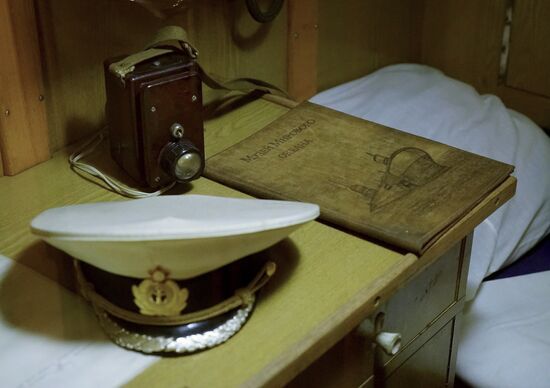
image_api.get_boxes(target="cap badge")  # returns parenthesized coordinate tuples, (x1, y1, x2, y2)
(132, 267, 189, 316)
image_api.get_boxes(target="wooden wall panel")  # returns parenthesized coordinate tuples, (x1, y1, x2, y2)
(0, 0, 50, 175)
(496, 86, 550, 129)
(35, 0, 287, 152)
(506, 0, 550, 98)
(420, 0, 505, 92)
(287, 0, 318, 101)
(317, 0, 420, 91)
(420, 0, 550, 128)
(184, 2, 288, 99)
(25, 0, 550, 159)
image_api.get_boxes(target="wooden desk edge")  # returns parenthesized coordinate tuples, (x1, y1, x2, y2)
(244, 253, 418, 388)
(421, 176, 516, 264)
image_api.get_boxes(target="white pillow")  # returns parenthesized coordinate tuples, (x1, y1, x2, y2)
(311, 64, 550, 299)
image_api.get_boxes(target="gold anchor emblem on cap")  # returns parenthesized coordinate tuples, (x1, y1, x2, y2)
(132, 266, 189, 316)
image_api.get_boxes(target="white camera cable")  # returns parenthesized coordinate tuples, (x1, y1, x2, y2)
(69, 129, 176, 199)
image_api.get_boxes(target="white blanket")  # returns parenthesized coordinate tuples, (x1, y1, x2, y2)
(457, 270, 550, 388)
(0, 255, 157, 388)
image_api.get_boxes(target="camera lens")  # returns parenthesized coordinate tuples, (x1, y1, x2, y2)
(174, 151, 202, 181)
(161, 140, 204, 182)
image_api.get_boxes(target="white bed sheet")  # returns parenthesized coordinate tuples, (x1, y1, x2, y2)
(311, 64, 550, 300)
(457, 270, 550, 388)
(0, 255, 157, 388)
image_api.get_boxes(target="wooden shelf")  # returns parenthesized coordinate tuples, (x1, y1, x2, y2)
(0, 98, 514, 386)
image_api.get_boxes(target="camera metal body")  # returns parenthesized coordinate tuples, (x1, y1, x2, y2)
(104, 53, 204, 189)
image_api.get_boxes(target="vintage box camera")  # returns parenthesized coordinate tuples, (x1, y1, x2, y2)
(104, 53, 204, 189)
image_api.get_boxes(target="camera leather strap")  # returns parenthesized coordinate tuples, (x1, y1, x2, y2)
(72, 26, 288, 199)
(109, 25, 288, 97)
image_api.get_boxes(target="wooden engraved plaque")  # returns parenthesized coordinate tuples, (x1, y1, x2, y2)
(205, 102, 513, 253)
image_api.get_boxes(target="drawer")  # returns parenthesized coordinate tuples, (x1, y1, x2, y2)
(287, 236, 470, 387)
(378, 238, 464, 366)
(383, 319, 455, 388)
(287, 331, 375, 388)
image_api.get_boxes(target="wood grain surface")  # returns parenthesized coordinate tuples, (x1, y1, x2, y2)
(420, 0, 504, 92)
(420, 0, 550, 128)
(506, 0, 550, 98)
(287, 0, 318, 101)
(0, 0, 50, 175)
(317, 0, 420, 91)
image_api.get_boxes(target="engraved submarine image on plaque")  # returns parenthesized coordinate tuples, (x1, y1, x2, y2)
(355, 147, 449, 211)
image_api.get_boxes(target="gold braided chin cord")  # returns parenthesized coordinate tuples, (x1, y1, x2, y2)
(74, 260, 276, 327)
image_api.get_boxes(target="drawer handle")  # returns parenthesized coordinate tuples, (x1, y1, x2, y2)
(376, 332, 402, 356)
